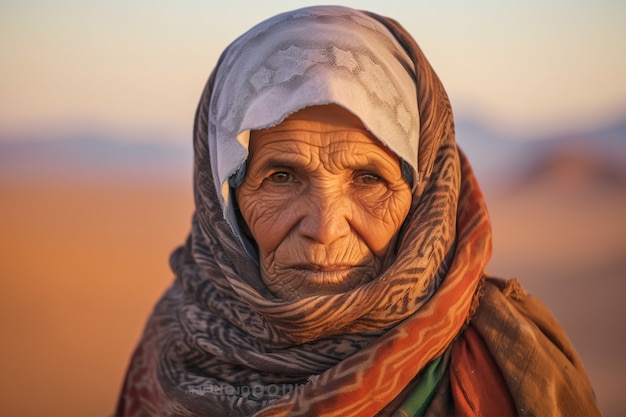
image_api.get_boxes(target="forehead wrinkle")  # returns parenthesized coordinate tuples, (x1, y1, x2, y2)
(253, 125, 376, 140)
(250, 123, 400, 176)
(251, 144, 315, 171)
(326, 135, 401, 173)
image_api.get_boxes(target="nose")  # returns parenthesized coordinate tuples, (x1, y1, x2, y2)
(297, 189, 351, 245)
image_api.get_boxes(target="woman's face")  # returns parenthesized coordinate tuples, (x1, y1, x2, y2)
(235, 104, 412, 300)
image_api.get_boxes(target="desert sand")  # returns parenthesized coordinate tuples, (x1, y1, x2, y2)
(0, 162, 624, 416)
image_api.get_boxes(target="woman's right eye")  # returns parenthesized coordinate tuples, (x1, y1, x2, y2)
(268, 171, 291, 183)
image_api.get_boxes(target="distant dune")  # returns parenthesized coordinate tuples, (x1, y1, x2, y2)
(1, 116, 624, 416)
(511, 145, 626, 191)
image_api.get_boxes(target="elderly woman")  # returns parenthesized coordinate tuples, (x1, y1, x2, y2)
(116, 6, 601, 416)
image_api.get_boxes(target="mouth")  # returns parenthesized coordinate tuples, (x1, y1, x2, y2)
(288, 263, 371, 287)
(292, 263, 354, 272)
(261, 260, 377, 299)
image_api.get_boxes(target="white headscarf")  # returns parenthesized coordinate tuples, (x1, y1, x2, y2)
(207, 5, 419, 237)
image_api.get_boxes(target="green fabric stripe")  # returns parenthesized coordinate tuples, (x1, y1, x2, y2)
(391, 352, 448, 417)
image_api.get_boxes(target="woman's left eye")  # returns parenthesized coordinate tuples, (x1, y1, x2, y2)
(357, 172, 383, 185)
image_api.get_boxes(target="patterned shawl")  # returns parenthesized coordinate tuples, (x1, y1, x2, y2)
(116, 6, 493, 416)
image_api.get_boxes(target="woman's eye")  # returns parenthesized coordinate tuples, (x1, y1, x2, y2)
(268, 171, 291, 183)
(358, 172, 383, 185)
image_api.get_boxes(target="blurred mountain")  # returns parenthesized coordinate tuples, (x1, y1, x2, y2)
(510, 145, 626, 192)
(1, 115, 624, 187)
(0, 134, 193, 183)
(455, 115, 626, 190)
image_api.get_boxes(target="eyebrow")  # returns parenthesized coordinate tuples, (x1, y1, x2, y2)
(249, 153, 310, 176)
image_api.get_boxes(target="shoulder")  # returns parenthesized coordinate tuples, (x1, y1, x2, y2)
(470, 277, 602, 416)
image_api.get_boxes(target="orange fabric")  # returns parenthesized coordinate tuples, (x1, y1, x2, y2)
(450, 325, 517, 417)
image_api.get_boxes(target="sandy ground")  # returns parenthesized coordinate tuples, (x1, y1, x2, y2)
(0, 180, 192, 417)
(0, 173, 624, 416)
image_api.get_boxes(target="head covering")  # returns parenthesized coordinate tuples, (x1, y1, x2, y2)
(207, 6, 419, 238)
(116, 6, 493, 416)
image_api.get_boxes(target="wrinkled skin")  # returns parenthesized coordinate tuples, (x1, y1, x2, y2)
(235, 104, 412, 300)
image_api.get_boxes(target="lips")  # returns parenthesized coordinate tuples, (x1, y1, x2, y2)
(260, 259, 377, 299)
(292, 264, 355, 272)
(287, 263, 371, 286)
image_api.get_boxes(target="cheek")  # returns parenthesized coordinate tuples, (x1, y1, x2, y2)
(353, 188, 412, 255)
(236, 186, 298, 254)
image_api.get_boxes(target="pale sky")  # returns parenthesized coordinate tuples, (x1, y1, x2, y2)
(1, 0, 625, 143)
